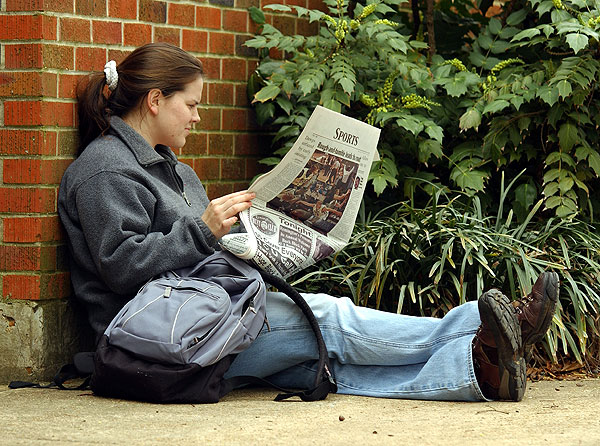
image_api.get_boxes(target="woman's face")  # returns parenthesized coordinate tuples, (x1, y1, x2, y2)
(153, 76, 203, 149)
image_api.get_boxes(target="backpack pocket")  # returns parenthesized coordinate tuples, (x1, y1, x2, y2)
(107, 278, 232, 366)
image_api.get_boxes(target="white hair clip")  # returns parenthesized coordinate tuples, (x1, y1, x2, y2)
(103, 60, 118, 91)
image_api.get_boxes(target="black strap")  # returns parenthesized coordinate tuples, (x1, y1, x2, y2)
(8, 353, 93, 391)
(223, 373, 334, 402)
(258, 271, 338, 400)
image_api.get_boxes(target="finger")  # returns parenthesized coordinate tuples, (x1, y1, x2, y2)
(219, 199, 253, 220)
(211, 190, 254, 206)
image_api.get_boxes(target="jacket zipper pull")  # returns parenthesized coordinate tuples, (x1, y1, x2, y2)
(182, 191, 192, 207)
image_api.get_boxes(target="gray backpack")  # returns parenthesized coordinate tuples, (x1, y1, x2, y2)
(105, 252, 266, 367)
(89, 251, 337, 403)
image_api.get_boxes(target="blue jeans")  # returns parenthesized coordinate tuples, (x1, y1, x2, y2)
(225, 292, 488, 401)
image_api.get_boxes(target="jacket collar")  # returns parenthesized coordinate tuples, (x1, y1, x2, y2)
(109, 116, 177, 167)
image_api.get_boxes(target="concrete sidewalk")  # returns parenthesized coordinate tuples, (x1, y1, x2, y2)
(2, 378, 599, 445)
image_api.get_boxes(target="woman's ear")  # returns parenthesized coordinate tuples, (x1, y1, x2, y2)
(145, 88, 163, 116)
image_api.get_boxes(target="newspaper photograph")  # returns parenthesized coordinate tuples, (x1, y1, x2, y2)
(220, 105, 381, 278)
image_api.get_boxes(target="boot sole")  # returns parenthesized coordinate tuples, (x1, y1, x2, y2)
(479, 289, 526, 401)
(522, 271, 560, 352)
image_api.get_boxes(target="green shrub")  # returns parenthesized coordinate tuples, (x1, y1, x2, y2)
(291, 175, 600, 365)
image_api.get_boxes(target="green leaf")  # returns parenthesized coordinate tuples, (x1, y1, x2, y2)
(418, 139, 443, 163)
(459, 108, 481, 131)
(588, 151, 600, 176)
(488, 18, 502, 35)
(558, 176, 574, 194)
(450, 167, 488, 193)
(253, 84, 281, 103)
(264, 4, 292, 11)
(490, 40, 511, 54)
(275, 96, 293, 115)
(506, 9, 528, 26)
(558, 123, 578, 151)
(565, 33, 589, 54)
(371, 174, 389, 195)
(511, 28, 541, 42)
(537, 86, 559, 106)
(248, 6, 266, 25)
(543, 181, 559, 197)
(556, 79, 572, 99)
(425, 124, 444, 143)
(482, 100, 510, 115)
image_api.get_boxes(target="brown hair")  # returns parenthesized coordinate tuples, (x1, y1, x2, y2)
(77, 42, 203, 153)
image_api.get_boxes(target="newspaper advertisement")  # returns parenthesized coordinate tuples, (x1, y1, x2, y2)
(220, 105, 381, 278)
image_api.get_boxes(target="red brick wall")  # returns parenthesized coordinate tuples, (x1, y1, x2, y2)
(0, 0, 317, 304)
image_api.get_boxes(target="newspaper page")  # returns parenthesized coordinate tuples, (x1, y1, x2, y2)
(220, 105, 381, 278)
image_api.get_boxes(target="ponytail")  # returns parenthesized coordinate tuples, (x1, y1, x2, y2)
(76, 43, 204, 154)
(76, 73, 111, 153)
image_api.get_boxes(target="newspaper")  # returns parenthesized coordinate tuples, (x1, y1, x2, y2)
(220, 105, 381, 278)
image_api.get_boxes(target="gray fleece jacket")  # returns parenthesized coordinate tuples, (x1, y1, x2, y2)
(58, 116, 219, 340)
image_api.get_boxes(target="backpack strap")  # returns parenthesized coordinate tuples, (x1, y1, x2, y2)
(257, 271, 338, 401)
(8, 352, 94, 391)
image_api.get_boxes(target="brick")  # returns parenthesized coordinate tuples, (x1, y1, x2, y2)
(107, 49, 132, 64)
(4, 101, 74, 127)
(0, 130, 57, 156)
(0, 72, 57, 98)
(196, 6, 221, 29)
(5, 44, 43, 69)
(0, 246, 58, 271)
(235, 133, 259, 156)
(3, 216, 63, 243)
(182, 29, 208, 53)
(6, 0, 74, 12)
(59, 73, 85, 99)
(221, 158, 246, 180)
(60, 17, 91, 43)
(209, 0, 233, 6)
(234, 84, 249, 107)
(40, 272, 71, 300)
(3, 275, 41, 300)
(139, 0, 166, 23)
(246, 157, 266, 179)
(76, 0, 107, 16)
(222, 58, 247, 81)
(154, 26, 180, 46)
(124, 23, 152, 47)
(223, 10, 247, 33)
(199, 57, 220, 80)
(0, 187, 56, 213)
(223, 108, 250, 131)
(209, 32, 235, 55)
(307, 0, 327, 12)
(208, 133, 233, 155)
(0, 14, 55, 40)
(193, 157, 220, 180)
(297, 18, 318, 36)
(75, 47, 106, 71)
(235, 35, 258, 58)
(109, 0, 138, 19)
(3, 159, 72, 185)
(204, 182, 233, 200)
(43, 44, 75, 69)
(272, 15, 296, 35)
(168, 3, 195, 27)
(285, 0, 306, 7)
(181, 132, 208, 156)
(198, 107, 220, 131)
(208, 82, 234, 106)
(235, 0, 259, 8)
(58, 131, 79, 156)
(93, 20, 122, 45)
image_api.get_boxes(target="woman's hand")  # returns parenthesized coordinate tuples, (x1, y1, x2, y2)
(201, 190, 255, 239)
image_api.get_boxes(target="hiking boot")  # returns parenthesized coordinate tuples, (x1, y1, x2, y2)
(514, 271, 560, 357)
(473, 289, 526, 401)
